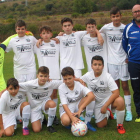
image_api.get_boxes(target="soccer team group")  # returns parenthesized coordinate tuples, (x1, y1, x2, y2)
(0, 4, 140, 137)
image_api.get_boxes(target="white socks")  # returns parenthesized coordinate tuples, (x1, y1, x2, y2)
(47, 107, 56, 127)
(22, 105, 31, 128)
(116, 110, 125, 126)
(85, 101, 95, 124)
(124, 95, 131, 112)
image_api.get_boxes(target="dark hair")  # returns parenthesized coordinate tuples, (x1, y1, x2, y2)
(38, 66, 49, 74)
(110, 7, 121, 15)
(7, 78, 19, 88)
(91, 55, 104, 65)
(61, 17, 73, 25)
(61, 67, 74, 76)
(86, 19, 96, 26)
(15, 20, 26, 28)
(39, 26, 52, 34)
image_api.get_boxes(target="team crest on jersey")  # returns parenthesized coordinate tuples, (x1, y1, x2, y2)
(75, 90, 78, 95)
(50, 44, 55, 47)
(100, 81, 104, 85)
(18, 95, 23, 99)
(26, 38, 30, 42)
(17, 44, 32, 53)
(71, 33, 75, 37)
(88, 45, 103, 53)
(90, 85, 106, 93)
(120, 29, 124, 33)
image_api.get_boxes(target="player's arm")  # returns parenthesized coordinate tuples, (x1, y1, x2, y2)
(63, 104, 81, 125)
(96, 29, 104, 46)
(75, 91, 95, 117)
(0, 114, 4, 137)
(122, 27, 128, 54)
(101, 89, 119, 114)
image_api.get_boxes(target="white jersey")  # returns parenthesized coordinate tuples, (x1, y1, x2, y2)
(81, 71, 118, 107)
(0, 90, 26, 115)
(19, 79, 62, 110)
(59, 81, 91, 105)
(57, 31, 87, 70)
(6, 35, 37, 74)
(35, 40, 60, 79)
(100, 22, 127, 65)
(82, 33, 107, 72)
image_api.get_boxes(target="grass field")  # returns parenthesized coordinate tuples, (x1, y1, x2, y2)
(2, 48, 140, 140)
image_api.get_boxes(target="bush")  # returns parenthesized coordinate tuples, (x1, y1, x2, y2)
(73, 24, 85, 31)
(27, 24, 38, 35)
(71, 12, 79, 18)
(97, 24, 103, 30)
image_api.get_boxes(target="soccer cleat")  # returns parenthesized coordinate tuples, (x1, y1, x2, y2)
(107, 108, 114, 120)
(53, 116, 59, 125)
(79, 116, 85, 121)
(87, 122, 96, 132)
(17, 119, 22, 124)
(125, 111, 132, 121)
(135, 115, 140, 122)
(65, 125, 71, 130)
(113, 113, 117, 119)
(42, 117, 47, 125)
(22, 127, 29, 135)
(117, 124, 126, 134)
(48, 126, 57, 133)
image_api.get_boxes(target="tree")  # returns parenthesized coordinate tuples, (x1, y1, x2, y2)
(73, 0, 93, 14)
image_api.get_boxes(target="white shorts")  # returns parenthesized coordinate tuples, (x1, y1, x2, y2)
(108, 64, 130, 81)
(14, 72, 36, 82)
(31, 98, 51, 123)
(59, 100, 81, 118)
(94, 105, 111, 123)
(3, 104, 22, 129)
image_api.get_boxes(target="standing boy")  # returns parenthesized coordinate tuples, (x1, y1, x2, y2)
(59, 67, 96, 131)
(0, 78, 31, 137)
(77, 56, 126, 134)
(19, 66, 62, 133)
(100, 7, 132, 121)
(4, 20, 37, 83)
(82, 18, 107, 72)
(35, 26, 60, 124)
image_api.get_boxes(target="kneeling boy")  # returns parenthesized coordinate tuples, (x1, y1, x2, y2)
(78, 56, 126, 134)
(59, 67, 96, 131)
(0, 78, 31, 137)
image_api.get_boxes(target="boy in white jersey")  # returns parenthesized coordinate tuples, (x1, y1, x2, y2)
(100, 7, 132, 121)
(82, 18, 107, 72)
(19, 66, 62, 133)
(77, 56, 126, 134)
(0, 78, 31, 137)
(36, 26, 60, 125)
(59, 67, 96, 132)
(5, 20, 37, 83)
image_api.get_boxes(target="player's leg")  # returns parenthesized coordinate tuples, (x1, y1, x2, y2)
(44, 99, 57, 133)
(4, 125, 15, 137)
(32, 120, 42, 133)
(20, 102, 31, 135)
(78, 97, 96, 131)
(112, 96, 125, 134)
(50, 89, 59, 125)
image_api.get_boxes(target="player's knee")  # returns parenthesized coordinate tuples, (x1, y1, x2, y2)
(48, 100, 56, 108)
(5, 130, 14, 137)
(115, 97, 125, 109)
(61, 118, 71, 126)
(32, 127, 41, 133)
(96, 122, 107, 128)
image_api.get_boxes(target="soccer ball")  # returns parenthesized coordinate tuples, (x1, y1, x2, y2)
(71, 121, 88, 137)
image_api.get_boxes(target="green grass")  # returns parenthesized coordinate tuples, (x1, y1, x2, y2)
(2, 48, 140, 140)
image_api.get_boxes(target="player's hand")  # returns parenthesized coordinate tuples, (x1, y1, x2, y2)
(36, 39, 43, 48)
(125, 58, 128, 63)
(58, 32, 64, 36)
(74, 78, 86, 87)
(101, 105, 107, 114)
(71, 116, 81, 125)
(51, 38, 60, 44)
(0, 129, 4, 137)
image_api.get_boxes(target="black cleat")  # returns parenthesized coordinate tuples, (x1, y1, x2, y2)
(17, 119, 22, 124)
(48, 126, 57, 133)
(42, 117, 47, 125)
(53, 116, 59, 125)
